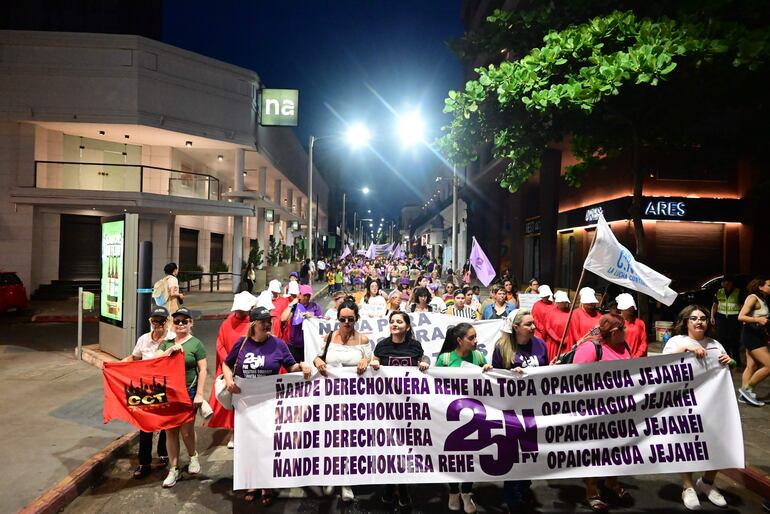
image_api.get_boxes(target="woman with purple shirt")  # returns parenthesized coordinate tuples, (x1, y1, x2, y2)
(491, 309, 546, 511)
(222, 307, 311, 505)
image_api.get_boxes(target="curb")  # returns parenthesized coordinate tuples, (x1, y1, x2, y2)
(18, 430, 139, 514)
(723, 466, 770, 499)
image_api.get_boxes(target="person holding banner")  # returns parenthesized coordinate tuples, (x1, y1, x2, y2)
(282, 284, 323, 362)
(370, 311, 429, 508)
(738, 276, 770, 407)
(482, 285, 516, 320)
(571, 313, 633, 511)
(663, 305, 732, 510)
(435, 322, 490, 513)
(122, 306, 172, 479)
(313, 299, 372, 502)
(491, 309, 546, 510)
(222, 306, 312, 504)
(156, 307, 207, 488)
(360, 280, 387, 317)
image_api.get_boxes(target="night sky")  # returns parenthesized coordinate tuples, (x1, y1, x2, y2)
(162, 0, 465, 223)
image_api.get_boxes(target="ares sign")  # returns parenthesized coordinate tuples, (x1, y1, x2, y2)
(260, 89, 299, 127)
(644, 201, 686, 217)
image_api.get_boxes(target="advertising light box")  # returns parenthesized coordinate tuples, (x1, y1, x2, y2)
(100, 216, 125, 326)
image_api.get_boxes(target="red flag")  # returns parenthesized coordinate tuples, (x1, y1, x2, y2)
(103, 353, 193, 431)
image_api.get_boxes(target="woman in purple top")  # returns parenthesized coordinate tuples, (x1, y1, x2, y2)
(492, 309, 548, 370)
(491, 309, 546, 511)
(222, 307, 311, 505)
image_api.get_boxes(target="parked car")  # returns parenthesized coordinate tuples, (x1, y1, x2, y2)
(0, 271, 28, 313)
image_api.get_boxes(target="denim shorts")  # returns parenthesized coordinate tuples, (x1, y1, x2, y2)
(187, 386, 197, 403)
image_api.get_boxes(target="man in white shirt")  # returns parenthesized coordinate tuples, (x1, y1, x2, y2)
(122, 306, 173, 478)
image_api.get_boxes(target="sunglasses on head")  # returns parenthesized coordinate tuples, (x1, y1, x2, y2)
(172, 318, 191, 325)
(338, 316, 356, 323)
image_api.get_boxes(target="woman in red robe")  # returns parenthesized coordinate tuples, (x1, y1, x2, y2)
(206, 292, 256, 436)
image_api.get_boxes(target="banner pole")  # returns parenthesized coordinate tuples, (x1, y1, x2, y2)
(76, 286, 83, 360)
(555, 228, 599, 359)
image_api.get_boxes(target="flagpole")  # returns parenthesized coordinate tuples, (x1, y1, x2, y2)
(554, 228, 599, 360)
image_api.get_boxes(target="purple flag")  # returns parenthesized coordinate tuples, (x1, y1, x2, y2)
(338, 245, 351, 261)
(365, 243, 375, 259)
(470, 237, 496, 287)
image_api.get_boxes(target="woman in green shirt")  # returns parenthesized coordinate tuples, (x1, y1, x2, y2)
(435, 323, 491, 513)
(155, 307, 207, 488)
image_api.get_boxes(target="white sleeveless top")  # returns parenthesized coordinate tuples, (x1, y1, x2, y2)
(750, 295, 769, 317)
(323, 342, 373, 367)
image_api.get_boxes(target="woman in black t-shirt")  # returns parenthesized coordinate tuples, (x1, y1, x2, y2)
(370, 311, 428, 506)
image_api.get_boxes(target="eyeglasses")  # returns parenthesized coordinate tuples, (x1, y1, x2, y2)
(338, 317, 356, 323)
(150, 319, 166, 325)
(688, 316, 708, 322)
(172, 318, 191, 325)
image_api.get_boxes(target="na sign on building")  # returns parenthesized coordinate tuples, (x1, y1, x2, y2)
(260, 89, 299, 127)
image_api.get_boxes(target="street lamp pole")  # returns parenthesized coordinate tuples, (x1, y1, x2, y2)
(451, 164, 458, 272)
(341, 192, 346, 250)
(307, 135, 315, 264)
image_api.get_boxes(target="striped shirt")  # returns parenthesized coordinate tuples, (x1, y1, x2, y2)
(448, 306, 479, 320)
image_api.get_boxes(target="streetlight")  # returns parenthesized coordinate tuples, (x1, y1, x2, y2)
(345, 186, 369, 251)
(308, 127, 369, 262)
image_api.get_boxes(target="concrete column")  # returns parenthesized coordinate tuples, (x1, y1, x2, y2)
(287, 188, 294, 214)
(274, 178, 282, 208)
(231, 149, 245, 291)
(256, 209, 267, 269)
(259, 166, 268, 199)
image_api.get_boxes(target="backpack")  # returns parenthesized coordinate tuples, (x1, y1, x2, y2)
(442, 350, 483, 366)
(556, 336, 631, 365)
(152, 277, 168, 306)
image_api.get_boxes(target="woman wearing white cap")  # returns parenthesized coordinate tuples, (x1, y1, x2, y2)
(543, 291, 572, 362)
(530, 285, 554, 341)
(205, 291, 257, 443)
(616, 293, 648, 357)
(567, 287, 601, 343)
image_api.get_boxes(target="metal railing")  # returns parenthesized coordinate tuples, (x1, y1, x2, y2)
(34, 161, 221, 201)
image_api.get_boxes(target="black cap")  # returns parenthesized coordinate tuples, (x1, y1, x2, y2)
(172, 307, 193, 319)
(250, 306, 273, 321)
(149, 306, 169, 318)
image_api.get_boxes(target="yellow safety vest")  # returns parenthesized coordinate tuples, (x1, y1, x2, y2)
(716, 288, 741, 315)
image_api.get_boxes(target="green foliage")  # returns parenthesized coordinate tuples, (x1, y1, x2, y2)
(439, 8, 770, 193)
(281, 245, 291, 263)
(267, 239, 280, 267)
(248, 240, 264, 269)
(210, 262, 229, 273)
(178, 264, 203, 283)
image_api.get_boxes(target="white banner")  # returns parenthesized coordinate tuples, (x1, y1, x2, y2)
(517, 293, 540, 311)
(302, 313, 504, 365)
(233, 353, 743, 489)
(583, 214, 678, 306)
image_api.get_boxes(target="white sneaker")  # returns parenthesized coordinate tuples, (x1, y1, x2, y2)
(341, 486, 354, 502)
(162, 467, 180, 488)
(227, 440, 234, 449)
(448, 493, 461, 511)
(188, 453, 201, 474)
(739, 388, 765, 406)
(461, 493, 477, 514)
(696, 478, 727, 507)
(682, 487, 701, 510)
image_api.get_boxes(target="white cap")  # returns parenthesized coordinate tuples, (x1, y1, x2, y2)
(616, 293, 636, 310)
(554, 290, 570, 303)
(538, 284, 553, 299)
(579, 287, 598, 304)
(256, 290, 275, 310)
(230, 291, 257, 312)
(287, 281, 300, 296)
(268, 279, 282, 294)
(501, 308, 519, 334)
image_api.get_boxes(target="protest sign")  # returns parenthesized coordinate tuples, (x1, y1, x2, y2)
(517, 293, 540, 311)
(302, 313, 504, 365)
(233, 353, 742, 489)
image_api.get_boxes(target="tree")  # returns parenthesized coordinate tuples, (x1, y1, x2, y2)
(267, 238, 280, 267)
(248, 240, 264, 269)
(439, 5, 770, 257)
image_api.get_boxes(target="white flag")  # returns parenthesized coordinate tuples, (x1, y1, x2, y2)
(583, 215, 678, 306)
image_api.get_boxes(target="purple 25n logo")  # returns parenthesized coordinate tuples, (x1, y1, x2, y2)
(444, 398, 538, 476)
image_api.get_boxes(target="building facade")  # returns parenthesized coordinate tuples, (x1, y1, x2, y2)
(0, 30, 328, 295)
